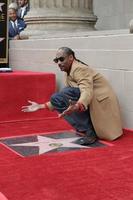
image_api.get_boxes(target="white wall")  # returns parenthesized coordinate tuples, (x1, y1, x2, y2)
(93, 0, 133, 30)
(9, 33, 133, 129)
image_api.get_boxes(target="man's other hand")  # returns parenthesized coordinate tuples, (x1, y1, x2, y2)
(59, 100, 79, 117)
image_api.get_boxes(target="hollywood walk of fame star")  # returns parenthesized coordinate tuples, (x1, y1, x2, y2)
(0, 3, 5, 12)
(10, 135, 90, 154)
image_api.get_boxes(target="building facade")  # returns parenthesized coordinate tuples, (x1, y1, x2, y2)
(9, 0, 133, 34)
(94, 0, 133, 30)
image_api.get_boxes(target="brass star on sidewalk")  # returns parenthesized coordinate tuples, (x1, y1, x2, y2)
(10, 135, 89, 154)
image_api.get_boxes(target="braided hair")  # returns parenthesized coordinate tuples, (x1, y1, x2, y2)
(58, 47, 88, 66)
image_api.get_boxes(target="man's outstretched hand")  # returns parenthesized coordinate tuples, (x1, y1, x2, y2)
(22, 100, 45, 112)
(59, 100, 79, 117)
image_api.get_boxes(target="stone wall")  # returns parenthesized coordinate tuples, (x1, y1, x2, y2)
(94, 0, 133, 30)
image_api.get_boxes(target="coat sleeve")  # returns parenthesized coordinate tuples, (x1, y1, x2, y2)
(18, 19, 27, 33)
(73, 67, 94, 109)
(64, 73, 69, 87)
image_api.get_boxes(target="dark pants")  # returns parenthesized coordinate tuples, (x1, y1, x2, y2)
(50, 87, 96, 137)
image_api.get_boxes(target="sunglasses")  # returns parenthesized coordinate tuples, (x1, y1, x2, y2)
(53, 57, 65, 63)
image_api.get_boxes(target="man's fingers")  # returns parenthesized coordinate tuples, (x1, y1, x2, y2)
(69, 99, 76, 105)
(22, 108, 32, 112)
(28, 100, 36, 104)
(22, 100, 36, 110)
(21, 106, 31, 112)
(59, 108, 71, 117)
(22, 108, 28, 112)
(21, 100, 38, 113)
(22, 106, 28, 108)
(58, 112, 66, 118)
(59, 101, 77, 117)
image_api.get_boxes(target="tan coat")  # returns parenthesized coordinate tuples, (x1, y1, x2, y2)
(47, 60, 123, 141)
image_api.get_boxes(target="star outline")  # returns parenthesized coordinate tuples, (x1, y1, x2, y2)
(10, 135, 90, 155)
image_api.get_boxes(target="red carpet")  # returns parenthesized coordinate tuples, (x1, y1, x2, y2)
(0, 71, 133, 200)
(0, 118, 72, 138)
(0, 130, 133, 200)
(0, 71, 57, 122)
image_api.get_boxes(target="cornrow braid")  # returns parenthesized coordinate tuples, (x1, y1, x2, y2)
(58, 47, 88, 66)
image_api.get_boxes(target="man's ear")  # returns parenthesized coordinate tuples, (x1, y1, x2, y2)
(69, 55, 74, 61)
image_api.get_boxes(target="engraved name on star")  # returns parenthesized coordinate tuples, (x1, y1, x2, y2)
(10, 135, 90, 154)
(0, 3, 5, 12)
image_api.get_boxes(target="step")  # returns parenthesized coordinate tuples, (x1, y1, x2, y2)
(9, 30, 133, 50)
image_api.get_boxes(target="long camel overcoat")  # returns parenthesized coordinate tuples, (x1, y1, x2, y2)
(47, 60, 123, 140)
